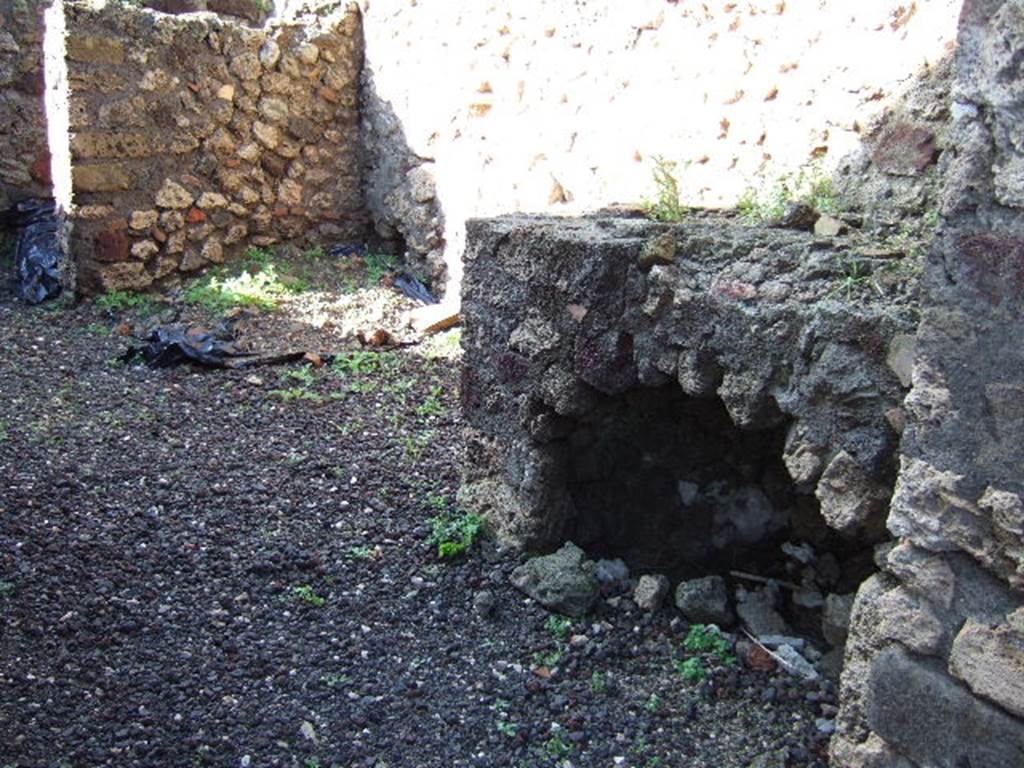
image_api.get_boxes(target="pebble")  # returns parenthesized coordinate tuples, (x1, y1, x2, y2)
(815, 718, 835, 735)
(473, 590, 496, 617)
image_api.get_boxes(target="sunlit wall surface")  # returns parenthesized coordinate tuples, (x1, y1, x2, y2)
(361, 0, 960, 291)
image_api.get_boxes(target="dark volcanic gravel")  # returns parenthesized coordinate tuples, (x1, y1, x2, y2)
(0, 285, 835, 768)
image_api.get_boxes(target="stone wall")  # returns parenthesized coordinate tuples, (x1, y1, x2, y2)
(831, 1, 1024, 765)
(0, 0, 50, 207)
(360, 0, 961, 296)
(64, 0, 365, 293)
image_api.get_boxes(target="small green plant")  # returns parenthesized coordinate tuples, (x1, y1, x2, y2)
(364, 252, 398, 285)
(545, 615, 572, 640)
(531, 648, 564, 668)
(183, 257, 305, 314)
(415, 386, 445, 418)
(428, 506, 484, 558)
(645, 692, 663, 714)
(86, 322, 113, 336)
(0, 580, 14, 598)
(333, 350, 383, 376)
(293, 584, 326, 607)
(495, 720, 518, 737)
(683, 624, 737, 665)
(286, 365, 316, 387)
(831, 254, 883, 300)
(303, 245, 326, 261)
(303, 758, 321, 768)
(806, 175, 838, 214)
(96, 289, 155, 314)
(270, 386, 322, 403)
(739, 162, 839, 223)
(544, 730, 574, 759)
(402, 430, 436, 462)
(643, 155, 687, 222)
(590, 670, 609, 693)
(0, 422, 8, 443)
(738, 184, 787, 224)
(321, 673, 350, 687)
(270, 365, 322, 402)
(674, 657, 708, 683)
(421, 328, 463, 360)
(239, 246, 273, 270)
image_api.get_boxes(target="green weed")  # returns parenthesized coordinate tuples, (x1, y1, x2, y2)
(270, 386, 322, 403)
(415, 386, 445, 418)
(364, 252, 398, 285)
(86, 322, 113, 336)
(590, 670, 609, 693)
(531, 648, 564, 667)
(321, 673, 350, 687)
(427, 503, 484, 558)
(545, 615, 572, 640)
(495, 720, 518, 737)
(0, 422, 7, 443)
(286, 365, 316, 387)
(831, 254, 883, 300)
(739, 163, 839, 223)
(683, 624, 737, 665)
(270, 365, 322, 402)
(643, 155, 687, 222)
(183, 265, 288, 312)
(332, 350, 383, 376)
(240, 246, 274, 271)
(402, 430, 436, 462)
(645, 692, 663, 714)
(544, 730, 574, 759)
(674, 657, 708, 683)
(96, 289, 155, 315)
(421, 328, 462, 361)
(293, 584, 326, 607)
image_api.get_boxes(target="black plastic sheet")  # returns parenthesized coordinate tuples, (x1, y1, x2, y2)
(2, 198, 63, 304)
(327, 242, 367, 259)
(393, 272, 437, 305)
(123, 324, 307, 369)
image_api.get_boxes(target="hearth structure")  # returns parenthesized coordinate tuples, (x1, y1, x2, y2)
(460, 212, 916, 631)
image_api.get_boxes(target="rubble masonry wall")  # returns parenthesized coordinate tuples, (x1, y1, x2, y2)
(832, 1, 1024, 765)
(0, 0, 50, 207)
(63, 0, 365, 293)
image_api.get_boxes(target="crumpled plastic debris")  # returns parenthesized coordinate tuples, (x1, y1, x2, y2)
(123, 324, 305, 369)
(1, 198, 64, 304)
(327, 242, 367, 259)
(392, 272, 437, 305)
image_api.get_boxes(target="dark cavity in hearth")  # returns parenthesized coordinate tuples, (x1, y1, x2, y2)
(564, 383, 869, 589)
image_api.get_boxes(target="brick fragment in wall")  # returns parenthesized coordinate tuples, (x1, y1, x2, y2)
(66, 35, 125, 65)
(93, 228, 131, 264)
(74, 164, 131, 192)
(71, 132, 157, 159)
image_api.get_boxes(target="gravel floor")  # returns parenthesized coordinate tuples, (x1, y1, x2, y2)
(0, 279, 836, 768)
